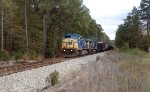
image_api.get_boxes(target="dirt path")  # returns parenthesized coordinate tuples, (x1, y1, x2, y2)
(42, 52, 119, 92)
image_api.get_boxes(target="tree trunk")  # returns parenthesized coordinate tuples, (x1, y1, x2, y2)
(147, 1, 150, 50)
(10, 14, 13, 52)
(147, 16, 150, 35)
(42, 14, 48, 57)
(147, 1, 150, 35)
(25, 3, 28, 51)
(1, 8, 4, 51)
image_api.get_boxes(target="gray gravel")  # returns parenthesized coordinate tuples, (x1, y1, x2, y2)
(0, 53, 106, 92)
(42, 52, 119, 92)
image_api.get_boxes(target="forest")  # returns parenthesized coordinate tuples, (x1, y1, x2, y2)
(115, 0, 150, 51)
(0, 0, 110, 61)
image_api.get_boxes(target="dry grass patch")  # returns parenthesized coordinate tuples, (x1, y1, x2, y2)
(109, 50, 150, 92)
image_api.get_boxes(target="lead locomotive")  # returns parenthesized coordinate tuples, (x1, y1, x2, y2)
(61, 34, 97, 57)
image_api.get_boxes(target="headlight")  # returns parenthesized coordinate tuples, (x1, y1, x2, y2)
(71, 50, 73, 51)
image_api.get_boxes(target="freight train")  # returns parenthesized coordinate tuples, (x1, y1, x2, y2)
(61, 34, 113, 57)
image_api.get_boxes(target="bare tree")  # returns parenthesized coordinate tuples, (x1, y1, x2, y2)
(1, 7, 4, 51)
(42, 13, 48, 56)
(24, 2, 28, 50)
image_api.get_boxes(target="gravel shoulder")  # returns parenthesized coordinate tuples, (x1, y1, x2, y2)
(42, 51, 119, 92)
(42, 50, 150, 92)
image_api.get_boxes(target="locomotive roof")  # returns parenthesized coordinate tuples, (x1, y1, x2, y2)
(64, 34, 81, 38)
(97, 42, 104, 43)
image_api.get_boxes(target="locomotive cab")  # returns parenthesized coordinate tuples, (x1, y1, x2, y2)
(61, 34, 81, 57)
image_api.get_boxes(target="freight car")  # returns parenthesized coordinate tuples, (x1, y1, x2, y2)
(96, 42, 110, 52)
(108, 45, 114, 50)
(61, 34, 97, 57)
(96, 42, 106, 52)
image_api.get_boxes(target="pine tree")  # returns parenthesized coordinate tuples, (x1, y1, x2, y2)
(140, 0, 150, 35)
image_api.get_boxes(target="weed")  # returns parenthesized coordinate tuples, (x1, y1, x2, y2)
(96, 56, 100, 61)
(50, 70, 59, 86)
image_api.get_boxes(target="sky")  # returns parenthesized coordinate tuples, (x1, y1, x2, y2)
(83, 0, 141, 40)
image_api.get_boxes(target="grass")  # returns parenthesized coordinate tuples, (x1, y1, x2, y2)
(108, 49, 150, 92)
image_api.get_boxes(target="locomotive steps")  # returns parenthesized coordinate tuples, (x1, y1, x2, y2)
(0, 52, 107, 92)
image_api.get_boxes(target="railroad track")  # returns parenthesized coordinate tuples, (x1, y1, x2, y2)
(0, 57, 68, 77)
(0, 51, 106, 77)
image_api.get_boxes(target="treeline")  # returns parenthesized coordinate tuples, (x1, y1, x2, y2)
(0, 0, 109, 61)
(115, 0, 150, 52)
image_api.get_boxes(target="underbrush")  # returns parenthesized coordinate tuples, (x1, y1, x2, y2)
(0, 50, 43, 62)
(108, 51, 150, 92)
(22, 51, 43, 61)
(119, 48, 150, 58)
(0, 50, 9, 61)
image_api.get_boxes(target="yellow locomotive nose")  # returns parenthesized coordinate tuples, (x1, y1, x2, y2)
(62, 38, 78, 49)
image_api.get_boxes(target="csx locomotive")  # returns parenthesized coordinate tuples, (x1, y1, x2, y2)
(61, 34, 111, 57)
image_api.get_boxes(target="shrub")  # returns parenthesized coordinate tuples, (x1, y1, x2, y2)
(127, 48, 143, 55)
(0, 50, 9, 61)
(140, 35, 150, 52)
(45, 50, 54, 58)
(36, 54, 43, 61)
(22, 52, 29, 61)
(27, 50, 37, 60)
(12, 52, 24, 60)
(120, 42, 129, 51)
(50, 70, 59, 86)
(119, 48, 150, 58)
(22, 50, 39, 61)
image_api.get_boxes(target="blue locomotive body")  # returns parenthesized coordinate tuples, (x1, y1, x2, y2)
(62, 34, 97, 57)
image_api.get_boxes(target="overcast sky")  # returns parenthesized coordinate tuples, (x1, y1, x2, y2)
(83, 0, 141, 40)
